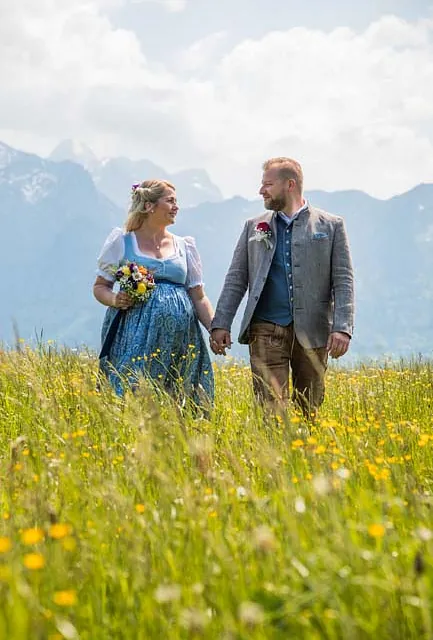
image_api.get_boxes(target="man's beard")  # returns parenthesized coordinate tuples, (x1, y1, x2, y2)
(264, 195, 287, 212)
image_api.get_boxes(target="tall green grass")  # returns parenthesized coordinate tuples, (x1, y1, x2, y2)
(1, 347, 433, 639)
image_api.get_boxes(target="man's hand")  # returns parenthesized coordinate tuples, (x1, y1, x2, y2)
(210, 329, 232, 356)
(327, 331, 350, 359)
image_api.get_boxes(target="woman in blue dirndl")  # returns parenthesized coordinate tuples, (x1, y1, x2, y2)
(93, 179, 214, 406)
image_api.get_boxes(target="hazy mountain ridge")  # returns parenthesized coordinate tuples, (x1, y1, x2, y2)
(1, 140, 433, 359)
(49, 140, 223, 210)
(0, 141, 121, 346)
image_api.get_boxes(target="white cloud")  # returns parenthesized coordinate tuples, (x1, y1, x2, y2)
(177, 31, 227, 73)
(1, 6, 433, 199)
(179, 15, 433, 197)
(165, 0, 187, 12)
(0, 0, 184, 161)
(129, 0, 187, 11)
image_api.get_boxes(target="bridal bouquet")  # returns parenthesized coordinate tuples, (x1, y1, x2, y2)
(111, 261, 156, 304)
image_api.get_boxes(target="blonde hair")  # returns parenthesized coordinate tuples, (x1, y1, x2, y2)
(262, 157, 304, 193)
(125, 179, 175, 232)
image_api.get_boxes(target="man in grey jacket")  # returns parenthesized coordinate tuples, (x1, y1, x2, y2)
(210, 157, 354, 417)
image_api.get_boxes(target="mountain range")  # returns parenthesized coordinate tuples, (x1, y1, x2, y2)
(49, 140, 223, 210)
(1, 139, 433, 361)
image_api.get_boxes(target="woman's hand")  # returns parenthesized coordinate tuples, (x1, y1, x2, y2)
(112, 291, 134, 310)
(93, 276, 134, 310)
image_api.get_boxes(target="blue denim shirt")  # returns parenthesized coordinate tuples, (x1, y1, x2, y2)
(253, 204, 308, 326)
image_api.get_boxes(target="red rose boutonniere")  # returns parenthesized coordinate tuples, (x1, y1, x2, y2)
(249, 221, 273, 249)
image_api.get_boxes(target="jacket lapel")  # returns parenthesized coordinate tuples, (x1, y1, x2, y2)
(255, 212, 277, 278)
(292, 206, 309, 240)
(269, 211, 278, 246)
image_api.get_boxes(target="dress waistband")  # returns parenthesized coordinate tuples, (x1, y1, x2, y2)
(155, 279, 185, 287)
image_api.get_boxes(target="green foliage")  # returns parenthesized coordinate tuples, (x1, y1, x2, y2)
(1, 348, 433, 638)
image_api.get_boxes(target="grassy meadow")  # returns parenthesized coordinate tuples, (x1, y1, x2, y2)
(1, 346, 433, 639)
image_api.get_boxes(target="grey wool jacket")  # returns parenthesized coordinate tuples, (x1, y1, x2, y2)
(211, 205, 355, 349)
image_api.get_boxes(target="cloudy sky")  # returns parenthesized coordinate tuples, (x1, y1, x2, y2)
(1, 0, 433, 199)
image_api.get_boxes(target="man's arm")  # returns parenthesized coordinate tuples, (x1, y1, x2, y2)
(330, 218, 355, 338)
(211, 221, 249, 333)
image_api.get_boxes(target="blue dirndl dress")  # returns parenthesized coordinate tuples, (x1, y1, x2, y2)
(99, 233, 214, 405)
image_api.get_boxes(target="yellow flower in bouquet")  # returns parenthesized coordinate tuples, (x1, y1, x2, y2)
(136, 282, 146, 294)
(109, 261, 156, 305)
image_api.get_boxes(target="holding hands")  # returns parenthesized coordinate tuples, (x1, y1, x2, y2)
(210, 328, 232, 356)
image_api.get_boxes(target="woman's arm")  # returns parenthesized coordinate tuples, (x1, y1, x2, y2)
(93, 276, 133, 310)
(188, 285, 214, 333)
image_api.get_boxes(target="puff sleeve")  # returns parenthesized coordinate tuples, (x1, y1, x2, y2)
(184, 236, 204, 289)
(96, 227, 125, 282)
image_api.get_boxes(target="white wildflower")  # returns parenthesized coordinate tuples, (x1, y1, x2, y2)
(154, 584, 181, 604)
(336, 467, 351, 480)
(294, 497, 306, 513)
(180, 608, 208, 633)
(252, 525, 276, 553)
(239, 602, 264, 627)
(312, 474, 331, 496)
(416, 527, 433, 542)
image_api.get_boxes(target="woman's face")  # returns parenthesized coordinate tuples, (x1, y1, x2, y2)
(153, 187, 178, 226)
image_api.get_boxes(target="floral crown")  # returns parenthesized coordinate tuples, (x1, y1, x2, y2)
(131, 183, 152, 198)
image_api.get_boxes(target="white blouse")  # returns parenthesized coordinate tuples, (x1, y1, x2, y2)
(96, 227, 204, 289)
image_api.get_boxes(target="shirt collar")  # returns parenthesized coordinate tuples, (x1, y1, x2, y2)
(278, 200, 308, 225)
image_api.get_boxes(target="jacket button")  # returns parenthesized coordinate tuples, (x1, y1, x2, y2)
(254, 296, 258, 301)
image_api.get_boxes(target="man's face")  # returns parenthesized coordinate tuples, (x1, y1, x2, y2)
(259, 167, 287, 211)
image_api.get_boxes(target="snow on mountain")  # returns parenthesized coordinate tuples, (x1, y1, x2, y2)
(14, 171, 57, 204)
(0, 143, 60, 204)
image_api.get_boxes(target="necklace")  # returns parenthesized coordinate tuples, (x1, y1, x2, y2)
(136, 231, 166, 253)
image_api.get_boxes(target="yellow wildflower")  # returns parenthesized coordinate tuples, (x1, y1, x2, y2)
(368, 523, 386, 538)
(291, 439, 304, 449)
(135, 504, 145, 514)
(53, 590, 77, 606)
(49, 524, 72, 540)
(21, 527, 44, 545)
(314, 445, 326, 455)
(23, 553, 45, 570)
(0, 537, 12, 553)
